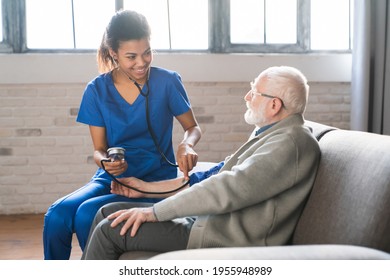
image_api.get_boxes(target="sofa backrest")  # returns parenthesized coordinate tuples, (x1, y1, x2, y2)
(304, 120, 337, 140)
(292, 126, 390, 253)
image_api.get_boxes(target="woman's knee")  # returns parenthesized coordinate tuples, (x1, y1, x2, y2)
(74, 200, 102, 236)
(44, 198, 76, 233)
(74, 196, 119, 226)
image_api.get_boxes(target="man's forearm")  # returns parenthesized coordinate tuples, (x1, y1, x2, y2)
(143, 176, 190, 198)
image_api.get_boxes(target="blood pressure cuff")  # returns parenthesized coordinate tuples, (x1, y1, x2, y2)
(189, 161, 225, 186)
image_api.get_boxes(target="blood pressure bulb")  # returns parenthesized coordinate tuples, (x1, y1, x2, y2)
(107, 147, 126, 161)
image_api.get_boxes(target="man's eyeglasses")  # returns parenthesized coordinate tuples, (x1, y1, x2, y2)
(250, 88, 287, 110)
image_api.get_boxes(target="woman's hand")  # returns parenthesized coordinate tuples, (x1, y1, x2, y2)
(101, 159, 128, 177)
(89, 126, 129, 176)
(175, 110, 202, 179)
(108, 207, 157, 237)
(176, 142, 198, 180)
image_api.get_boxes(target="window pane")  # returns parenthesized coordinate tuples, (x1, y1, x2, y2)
(124, 0, 170, 49)
(73, 0, 115, 49)
(230, 0, 265, 44)
(311, 0, 350, 50)
(350, 0, 354, 49)
(26, 0, 74, 49)
(266, 0, 297, 44)
(0, 0, 3, 42)
(169, 0, 208, 49)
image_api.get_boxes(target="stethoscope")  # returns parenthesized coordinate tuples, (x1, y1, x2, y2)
(100, 67, 190, 195)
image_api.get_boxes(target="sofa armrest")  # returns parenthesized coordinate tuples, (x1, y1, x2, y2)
(149, 245, 390, 260)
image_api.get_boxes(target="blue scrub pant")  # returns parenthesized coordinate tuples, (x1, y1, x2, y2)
(43, 181, 161, 260)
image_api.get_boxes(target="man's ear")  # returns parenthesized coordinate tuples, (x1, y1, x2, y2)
(271, 98, 283, 115)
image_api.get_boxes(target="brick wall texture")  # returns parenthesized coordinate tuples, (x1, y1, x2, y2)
(0, 81, 351, 214)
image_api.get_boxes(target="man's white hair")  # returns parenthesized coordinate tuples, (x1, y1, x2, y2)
(259, 66, 309, 114)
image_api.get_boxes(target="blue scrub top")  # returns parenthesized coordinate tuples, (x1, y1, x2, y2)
(77, 67, 191, 184)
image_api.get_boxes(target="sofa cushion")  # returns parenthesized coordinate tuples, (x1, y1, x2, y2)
(149, 245, 390, 260)
(119, 251, 160, 260)
(292, 129, 390, 253)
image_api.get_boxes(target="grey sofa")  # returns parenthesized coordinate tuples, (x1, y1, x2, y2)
(121, 121, 390, 260)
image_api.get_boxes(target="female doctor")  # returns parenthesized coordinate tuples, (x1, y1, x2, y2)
(43, 10, 201, 260)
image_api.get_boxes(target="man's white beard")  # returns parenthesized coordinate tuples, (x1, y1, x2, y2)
(244, 102, 267, 126)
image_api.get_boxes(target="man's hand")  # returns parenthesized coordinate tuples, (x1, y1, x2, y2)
(110, 177, 146, 198)
(108, 207, 157, 237)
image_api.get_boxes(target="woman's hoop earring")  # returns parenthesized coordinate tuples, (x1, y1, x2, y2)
(112, 57, 118, 68)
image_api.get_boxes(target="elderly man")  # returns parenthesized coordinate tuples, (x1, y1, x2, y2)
(82, 66, 321, 260)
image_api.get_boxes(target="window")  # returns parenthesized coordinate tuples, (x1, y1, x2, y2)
(25, 0, 115, 49)
(221, 0, 353, 53)
(230, 0, 297, 45)
(123, 0, 208, 50)
(1, 0, 353, 53)
(23, 0, 208, 51)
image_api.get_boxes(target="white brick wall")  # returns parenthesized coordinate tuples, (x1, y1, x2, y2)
(0, 81, 350, 214)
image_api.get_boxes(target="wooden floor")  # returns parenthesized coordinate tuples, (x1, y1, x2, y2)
(0, 214, 82, 260)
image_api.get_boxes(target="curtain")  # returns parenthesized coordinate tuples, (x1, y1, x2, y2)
(351, 0, 390, 135)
